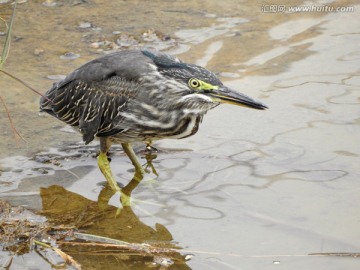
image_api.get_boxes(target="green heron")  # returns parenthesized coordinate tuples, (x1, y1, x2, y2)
(40, 49, 267, 192)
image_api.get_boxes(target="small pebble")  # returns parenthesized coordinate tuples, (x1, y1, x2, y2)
(42, 0, 56, 6)
(91, 27, 102, 31)
(116, 36, 138, 48)
(60, 52, 80, 60)
(14, 36, 23, 42)
(41, 169, 49, 174)
(46, 74, 66, 81)
(53, 161, 61, 166)
(0, 167, 11, 173)
(34, 155, 51, 164)
(219, 72, 240, 78)
(78, 22, 92, 29)
(34, 48, 44, 56)
(205, 13, 217, 18)
(89, 42, 100, 49)
(162, 35, 171, 41)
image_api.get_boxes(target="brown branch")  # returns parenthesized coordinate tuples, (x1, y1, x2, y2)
(58, 240, 177, 255)
(309, 252, 360, 257)
(0, 69, 50, 101)
(0, 95, 26, 142)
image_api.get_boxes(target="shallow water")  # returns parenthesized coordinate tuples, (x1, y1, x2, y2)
(1, 0, 360, 269)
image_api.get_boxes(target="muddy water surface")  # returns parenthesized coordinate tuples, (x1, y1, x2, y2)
(1, 1, 360, 269)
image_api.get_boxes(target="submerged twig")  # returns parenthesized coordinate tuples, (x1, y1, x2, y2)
(33, 239, 82, 270)
(73, 232, 131, 246)
(309, 252, 360, 257)
(61, 232, 360, 260)
(61, 167, 81, 180)
(67, 232, 178, 254)
(176, 250, 360, 259)
(0, 255, 13, 269)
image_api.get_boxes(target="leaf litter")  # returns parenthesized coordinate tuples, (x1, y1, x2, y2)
(0, 198, 187, 269)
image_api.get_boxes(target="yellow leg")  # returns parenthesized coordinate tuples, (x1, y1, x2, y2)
(97, 149, 131, 206)
(121, 142, 145, 180)
(97, 139, 144, 206)
(97, 137, 121, 192)
(98, 152, 121, 192)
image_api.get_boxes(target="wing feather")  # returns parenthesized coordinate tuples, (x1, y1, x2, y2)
(40, 75, 140, 144)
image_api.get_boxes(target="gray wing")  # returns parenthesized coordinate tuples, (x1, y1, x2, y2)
(40, 50, 153, 144)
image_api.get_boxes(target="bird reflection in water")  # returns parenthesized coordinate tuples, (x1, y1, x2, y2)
(40, 153, 191, 269)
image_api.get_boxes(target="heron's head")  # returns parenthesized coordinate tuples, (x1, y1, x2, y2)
(142, 50, 268, 111)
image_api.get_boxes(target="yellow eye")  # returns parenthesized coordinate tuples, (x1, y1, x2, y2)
(188, 78, 200, 89)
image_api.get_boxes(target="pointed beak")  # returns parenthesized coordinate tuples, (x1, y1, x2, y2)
(207, 86, 268, 110)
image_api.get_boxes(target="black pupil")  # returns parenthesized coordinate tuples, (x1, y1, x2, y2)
(192, 80, 198, 86)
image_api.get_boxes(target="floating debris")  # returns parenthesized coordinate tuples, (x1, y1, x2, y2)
(34, 239, 81, 269)
(0, 200, 47, 254)
(60, 52, 80, 60)
(153, 256, 174, 267)
(0, 200, 81, 269)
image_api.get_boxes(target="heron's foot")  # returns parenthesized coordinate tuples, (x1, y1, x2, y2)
(146, 144, 158, 153)
(98, 152, 121, 192)
(144, 153, 159, 176)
